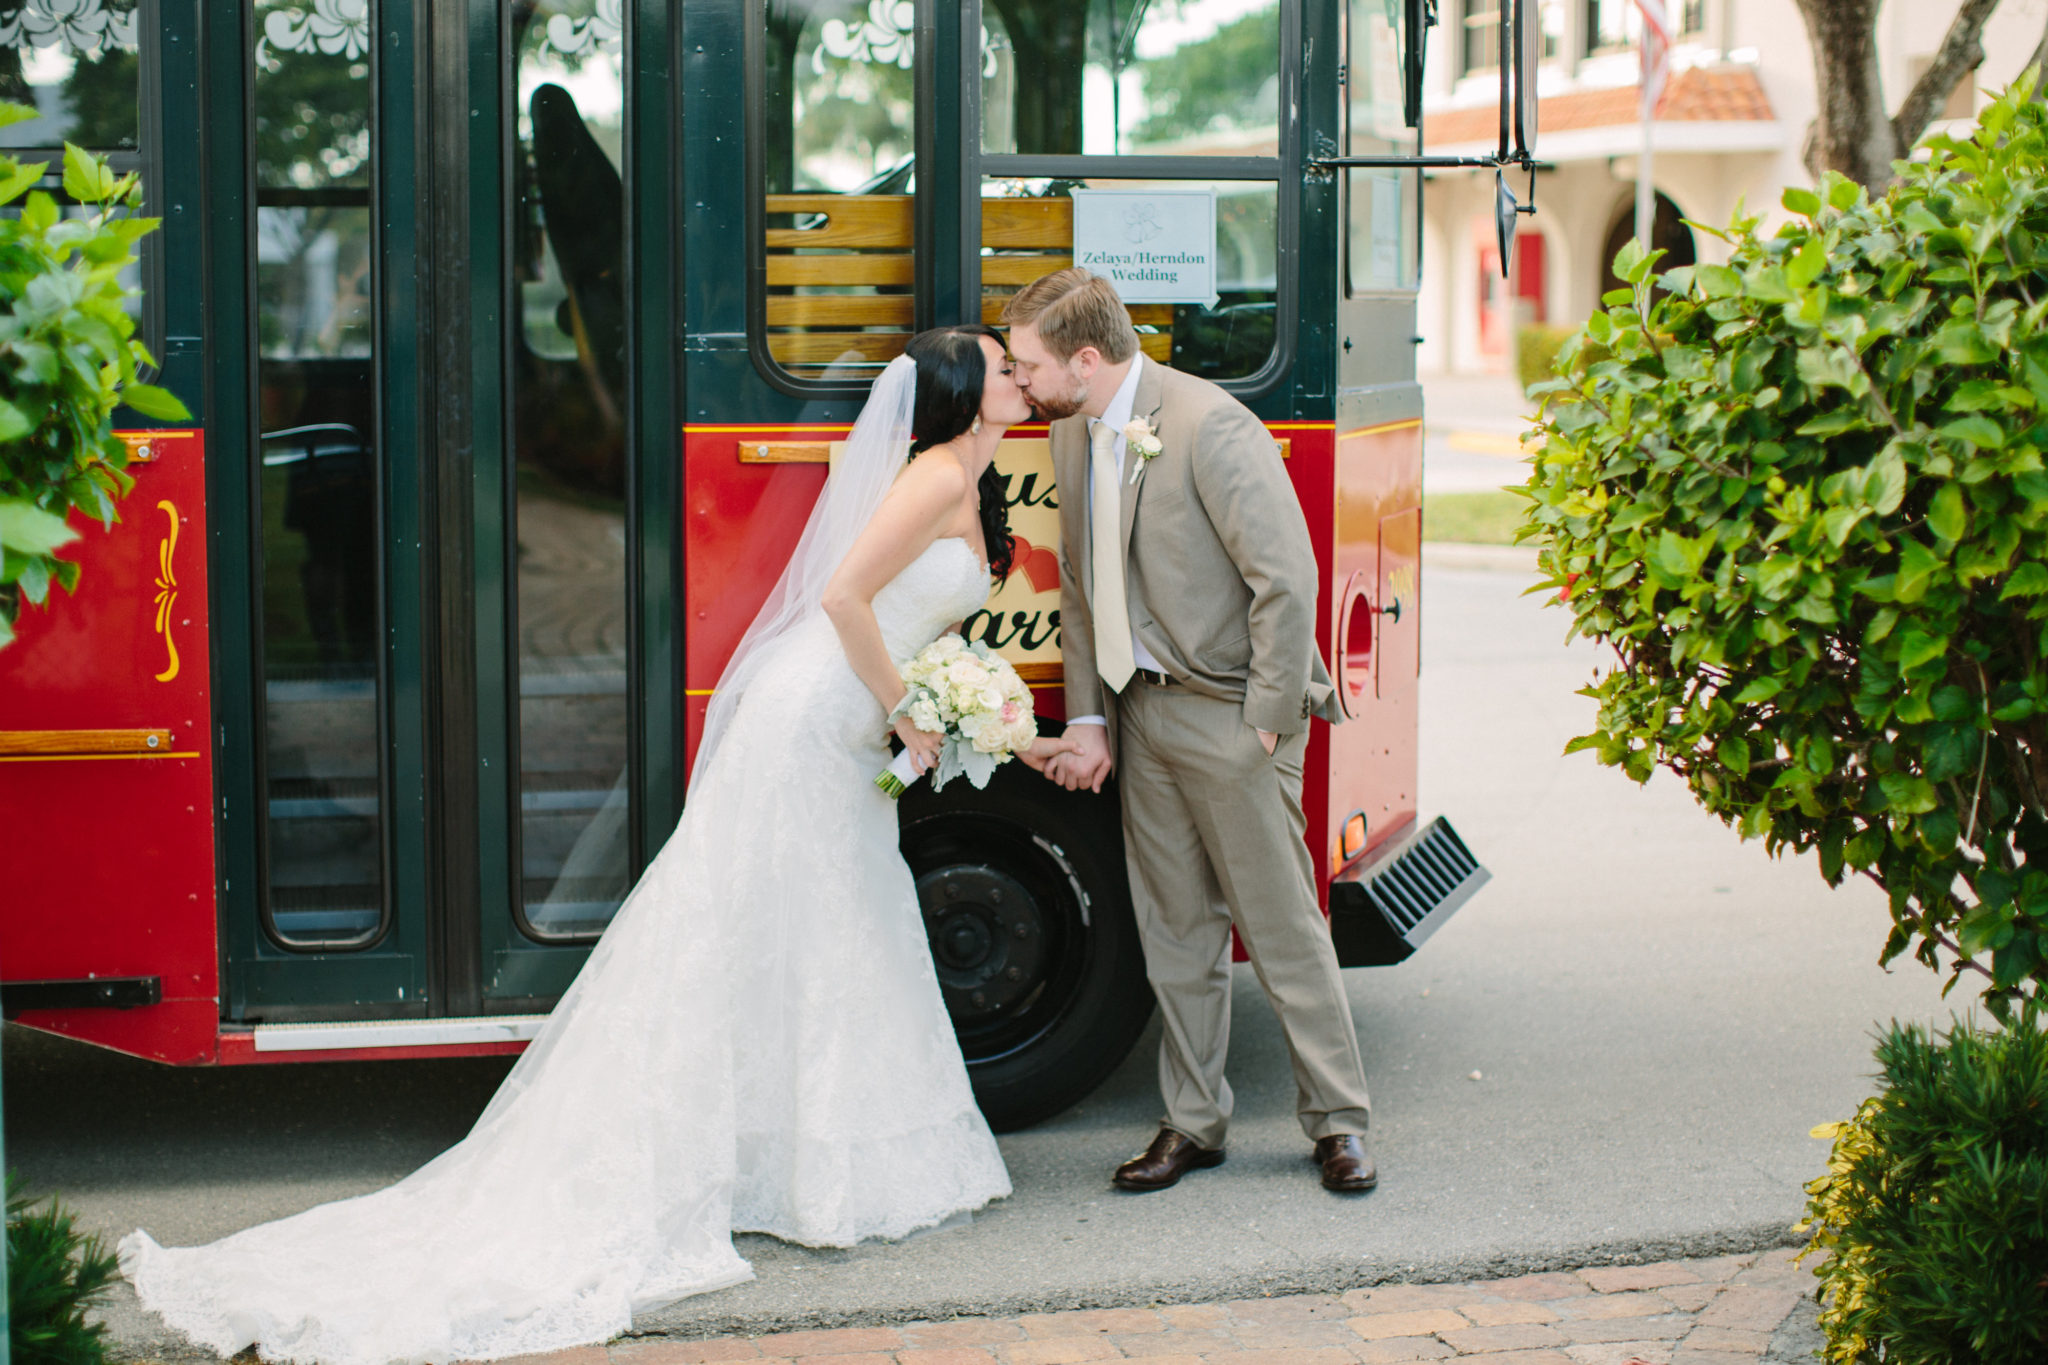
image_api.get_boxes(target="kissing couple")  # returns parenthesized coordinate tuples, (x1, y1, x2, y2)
(119, 270, 1374, 1365)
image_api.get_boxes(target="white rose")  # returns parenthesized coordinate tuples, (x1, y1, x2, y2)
(946, 657, 992, 688)
(908, 697, 943, 733)
(929, 635, 966, 659)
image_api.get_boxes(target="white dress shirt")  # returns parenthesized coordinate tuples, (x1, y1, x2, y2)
(1070, 354, 1163, 729)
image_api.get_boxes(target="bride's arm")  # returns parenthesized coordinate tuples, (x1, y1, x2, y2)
(822, 457, 967, 724)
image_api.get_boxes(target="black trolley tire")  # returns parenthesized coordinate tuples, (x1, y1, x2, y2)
(898, 761, 1155, 1132)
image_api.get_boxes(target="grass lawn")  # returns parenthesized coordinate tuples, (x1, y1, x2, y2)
(1424, 490, 1526, 545)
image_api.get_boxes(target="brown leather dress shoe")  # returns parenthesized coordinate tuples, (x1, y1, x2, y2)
(1112, 1128, 1225, 1191)
(1313, 1134, 1377, 1192)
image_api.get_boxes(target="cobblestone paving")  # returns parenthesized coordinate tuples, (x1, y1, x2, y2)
(505, 1250, 1818, 1365)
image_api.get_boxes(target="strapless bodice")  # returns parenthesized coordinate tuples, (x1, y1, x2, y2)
(872, 537, 992, 660)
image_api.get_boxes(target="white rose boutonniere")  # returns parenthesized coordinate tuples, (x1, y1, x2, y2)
(1123, 416, 1164, 484)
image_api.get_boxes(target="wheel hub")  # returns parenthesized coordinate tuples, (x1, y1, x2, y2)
(915, 863, 1047, 1024)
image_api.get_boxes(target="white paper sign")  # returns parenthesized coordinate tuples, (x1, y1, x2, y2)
(1070, 188, 1219, 307)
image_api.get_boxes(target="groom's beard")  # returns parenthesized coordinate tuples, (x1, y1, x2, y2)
(1028, 380, 1089, 422)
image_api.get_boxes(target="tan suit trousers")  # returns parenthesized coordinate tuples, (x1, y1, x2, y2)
(1115, 678, 1373, 1149)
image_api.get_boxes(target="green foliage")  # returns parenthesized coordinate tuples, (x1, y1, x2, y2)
(6, 1175, 119, 1365)
(0, 99, 187, 650)
(1797, 1014, 2048, 1364)
(1129, 7, 1277, 146)
(1515, 322, 1577, 396)
(1520, 72, 2048, 1014)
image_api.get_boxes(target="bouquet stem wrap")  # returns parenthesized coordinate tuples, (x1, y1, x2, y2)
(874, 634, 1038, 799)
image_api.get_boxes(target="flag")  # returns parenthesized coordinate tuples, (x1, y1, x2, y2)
(1634, 0, 1672, 119)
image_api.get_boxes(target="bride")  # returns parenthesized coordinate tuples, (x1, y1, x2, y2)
(119, 325, 1075, 1365)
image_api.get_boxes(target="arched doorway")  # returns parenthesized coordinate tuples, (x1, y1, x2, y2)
(1600, 191, 1695, 297)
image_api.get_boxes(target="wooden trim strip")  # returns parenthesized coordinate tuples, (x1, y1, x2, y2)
(0, 728, 175, 756)
(740, 436, 1289, 464)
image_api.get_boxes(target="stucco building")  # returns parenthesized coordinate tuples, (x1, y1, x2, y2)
(1418, 0, 2048, 375)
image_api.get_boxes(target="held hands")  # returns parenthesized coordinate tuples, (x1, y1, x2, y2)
(892, 712, 944, 776)
(1017, 734, 1084, 774)
(1045, 723, 1114, 794)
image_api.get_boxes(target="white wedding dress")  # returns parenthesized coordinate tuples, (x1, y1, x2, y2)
(120, 536, 1012, 1365)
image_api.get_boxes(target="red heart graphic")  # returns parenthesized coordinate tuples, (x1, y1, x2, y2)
(1007, 534, 1062, 595)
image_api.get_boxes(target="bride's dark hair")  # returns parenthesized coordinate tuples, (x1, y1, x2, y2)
(904, 324, 1014, 580)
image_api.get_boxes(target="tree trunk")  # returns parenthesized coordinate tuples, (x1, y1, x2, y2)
(988, 0, 1090, 155)
(1792, 0, 1897, 192)
(1793, 0, 2003, 195)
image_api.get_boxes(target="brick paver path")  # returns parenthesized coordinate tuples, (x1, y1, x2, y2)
(516, 1249, 1816, 1365)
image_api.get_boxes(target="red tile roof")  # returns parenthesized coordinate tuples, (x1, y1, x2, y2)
(1423, 65, 1775, 146)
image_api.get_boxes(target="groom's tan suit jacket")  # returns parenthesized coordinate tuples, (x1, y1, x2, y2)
(1052, 356, 1370, 1152)
(1052, 358, 1341, 751)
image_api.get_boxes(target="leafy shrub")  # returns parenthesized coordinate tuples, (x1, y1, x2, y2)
(1798, 1014, 2048, 1364)
(1520, 74, 2048, 1013)
(1515, 322, 1576, 395)
(6, 1176, 119, 1365)
(0, 100, 188, 649)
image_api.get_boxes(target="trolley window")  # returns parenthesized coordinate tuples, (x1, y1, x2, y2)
(1345, 0, 1417, 294)
(508, 0, 634, 944)
(251, 0, 386, 950)
(752, 0, 920, 385)
(979, 0, 1281, 157)
(979, 0, 1289, 387)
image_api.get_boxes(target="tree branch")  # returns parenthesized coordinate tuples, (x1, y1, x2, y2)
(2030, 14, 2048, 99)
(1894, 0, 2000, 151)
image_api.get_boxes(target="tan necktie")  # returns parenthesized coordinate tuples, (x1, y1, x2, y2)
(1089, 421, 1136, 693)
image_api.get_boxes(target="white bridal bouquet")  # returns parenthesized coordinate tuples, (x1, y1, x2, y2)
(876, 634, 1039, 798)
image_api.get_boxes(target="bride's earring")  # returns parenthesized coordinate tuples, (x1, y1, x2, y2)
(971, 416, 983, 435)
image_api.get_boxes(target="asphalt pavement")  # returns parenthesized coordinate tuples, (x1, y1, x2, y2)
(6, 551, 1953, 1358)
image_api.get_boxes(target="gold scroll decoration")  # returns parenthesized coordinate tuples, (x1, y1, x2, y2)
(152, 499, 179, 682)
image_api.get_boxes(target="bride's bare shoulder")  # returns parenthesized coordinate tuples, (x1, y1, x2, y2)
(890, 449, 972, 499)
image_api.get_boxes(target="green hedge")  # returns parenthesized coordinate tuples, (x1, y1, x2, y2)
(7, 1177, 117, 1365)
(0, 101, 186, 649)
(1521, 74, 2048, 1013)
(1800, 1014, 2048, 1364)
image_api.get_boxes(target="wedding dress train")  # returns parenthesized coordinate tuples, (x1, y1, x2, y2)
(119, 536, 1012, 1365)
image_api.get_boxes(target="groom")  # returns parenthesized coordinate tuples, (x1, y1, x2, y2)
(1002, 270, 1375, 1194)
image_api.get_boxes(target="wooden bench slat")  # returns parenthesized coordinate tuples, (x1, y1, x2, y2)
(981, 253, 1074, 285)
(764, 196, 914, 248)
(978, 297, 1174, 326)
(767, 332, 912, 364)
(768, 295, 917, 326)
(766, 255, 915, 287)
(981, 198, 1073, 248)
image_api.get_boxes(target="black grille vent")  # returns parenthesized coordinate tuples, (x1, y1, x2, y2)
(1328, 817, 1489, 968)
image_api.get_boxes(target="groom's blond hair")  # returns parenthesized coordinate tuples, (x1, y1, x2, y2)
(1000, 269, 1139, 365)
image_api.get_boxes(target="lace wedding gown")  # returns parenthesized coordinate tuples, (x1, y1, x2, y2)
(120, 537, 1012, 1365)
